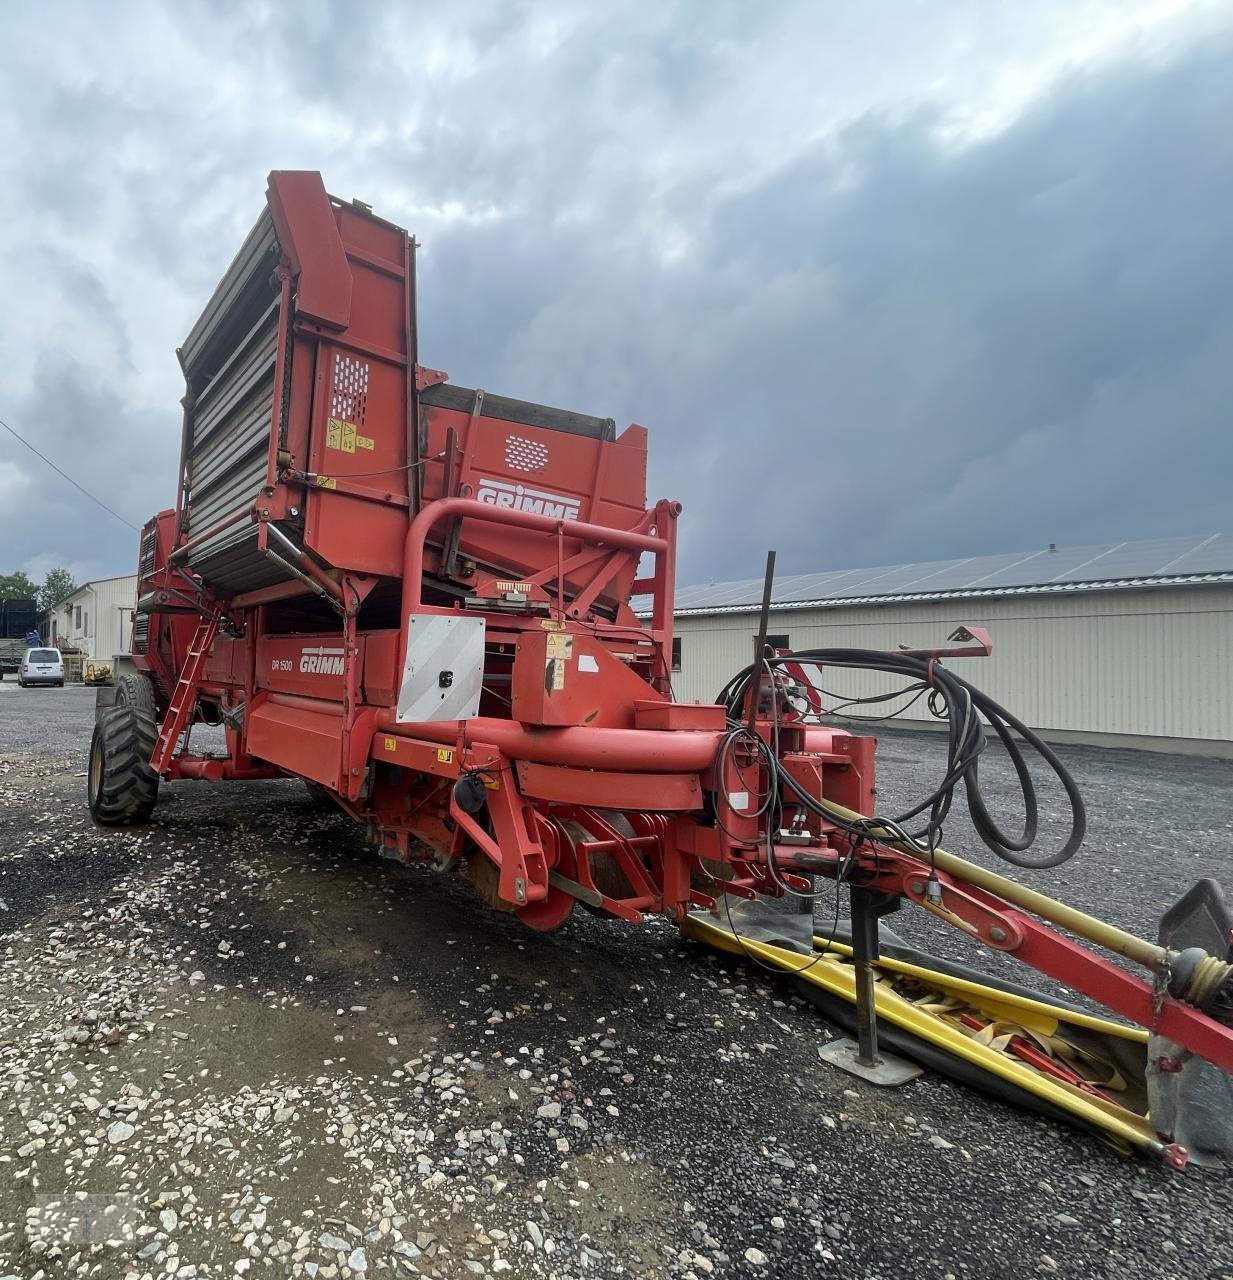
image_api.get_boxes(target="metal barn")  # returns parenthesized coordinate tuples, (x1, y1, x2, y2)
(656, 534, 1233, 756)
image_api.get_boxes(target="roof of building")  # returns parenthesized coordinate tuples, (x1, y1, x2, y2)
(639, 532, 1233, 617)
(50, 573, 139, 612)
(59, 573, 138, 596)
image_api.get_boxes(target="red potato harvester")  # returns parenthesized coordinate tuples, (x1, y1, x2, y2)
(89, 172, 1233, 1167)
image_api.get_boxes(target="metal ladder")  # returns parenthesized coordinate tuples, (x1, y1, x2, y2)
(150, 617, 219, 774)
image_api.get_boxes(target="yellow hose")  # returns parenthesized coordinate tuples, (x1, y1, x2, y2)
(817, 799, 1168, 972)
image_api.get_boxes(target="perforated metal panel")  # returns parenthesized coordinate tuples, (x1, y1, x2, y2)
(330, 352, 369, 424)
(504, 435, 548, 473)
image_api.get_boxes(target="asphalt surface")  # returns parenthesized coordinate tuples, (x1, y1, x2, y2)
(0, 680, 1231, 1279)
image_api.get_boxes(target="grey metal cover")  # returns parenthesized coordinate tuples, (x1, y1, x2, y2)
(420, 382, 617, 442)
(181, 208, 288, 594)
(650, 532, 1233, 616)
(397, 615, 486, 724)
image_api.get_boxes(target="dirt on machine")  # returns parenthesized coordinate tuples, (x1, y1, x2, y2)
(88, 170, 1233, 1170)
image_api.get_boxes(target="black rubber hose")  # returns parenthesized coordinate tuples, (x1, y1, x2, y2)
(717, 649, 1086, 870)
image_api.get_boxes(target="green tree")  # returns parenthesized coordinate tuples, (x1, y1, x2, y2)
(38, 567, 78, 611)
(0, 570, 38, 599)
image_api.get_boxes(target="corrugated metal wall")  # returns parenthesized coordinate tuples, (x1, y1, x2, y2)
(669, 586, 1233, 743)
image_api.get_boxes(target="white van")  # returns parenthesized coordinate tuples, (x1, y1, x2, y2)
(19, 647, 65, 687)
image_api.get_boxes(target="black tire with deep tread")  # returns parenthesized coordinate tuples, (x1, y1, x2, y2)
(88, 705, 160, 825)
(115, 672, 157, 715)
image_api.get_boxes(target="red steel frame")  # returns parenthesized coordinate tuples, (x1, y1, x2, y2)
(128, 172, 1233, 1110)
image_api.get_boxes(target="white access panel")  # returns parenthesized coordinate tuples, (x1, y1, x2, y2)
(396, 615, 486, 724)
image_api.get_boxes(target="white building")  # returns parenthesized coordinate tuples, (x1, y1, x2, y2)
(48, 574, 139, 662)
(654, 534, 1233, 757)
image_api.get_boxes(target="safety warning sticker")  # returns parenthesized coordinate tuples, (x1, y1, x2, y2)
(326, 418, 375, 453)
(546, 633, 573, 660)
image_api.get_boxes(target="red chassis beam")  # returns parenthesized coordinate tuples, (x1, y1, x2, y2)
(773, 839, 1233, 1075)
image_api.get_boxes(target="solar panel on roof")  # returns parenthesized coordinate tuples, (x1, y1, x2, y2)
(1161, 533, 1232, 574)
(652, 532, 1231, 614)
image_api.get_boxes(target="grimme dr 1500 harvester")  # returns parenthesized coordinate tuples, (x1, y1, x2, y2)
(91, 172, 1233, 1166)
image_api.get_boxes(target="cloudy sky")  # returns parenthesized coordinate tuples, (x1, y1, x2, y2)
(1, 0, 1231, 588)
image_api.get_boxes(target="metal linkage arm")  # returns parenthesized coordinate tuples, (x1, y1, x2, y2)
(772, 833, 1233, 1075)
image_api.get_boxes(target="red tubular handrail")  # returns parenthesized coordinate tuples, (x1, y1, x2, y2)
(399, 497, 668, 670)
(389, 498, 684, 770)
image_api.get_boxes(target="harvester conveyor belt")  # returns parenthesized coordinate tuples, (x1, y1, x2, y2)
(680, 914, 1166, 1160)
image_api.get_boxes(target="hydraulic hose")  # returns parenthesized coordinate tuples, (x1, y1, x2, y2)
(716, 651, 1233, 1027)
(717, 648, 1087, 871)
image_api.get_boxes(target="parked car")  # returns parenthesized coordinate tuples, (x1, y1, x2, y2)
(19, 647, 65, 687)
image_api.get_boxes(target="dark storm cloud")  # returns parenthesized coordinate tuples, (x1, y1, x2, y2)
(0, 3, 1229, 588)
(417, 30, 1233, 578)
(3, 354, 165, 579)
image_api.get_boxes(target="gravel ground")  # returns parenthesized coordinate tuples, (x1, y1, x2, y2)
(0, 681, 1231, 1279)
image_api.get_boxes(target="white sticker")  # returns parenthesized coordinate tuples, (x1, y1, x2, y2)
(578, 654, 599, 673)
(727, 791, 750, 813)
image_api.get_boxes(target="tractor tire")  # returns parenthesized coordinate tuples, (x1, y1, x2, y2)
(114, 673, 156, 716)
(88, 705, 159, 826)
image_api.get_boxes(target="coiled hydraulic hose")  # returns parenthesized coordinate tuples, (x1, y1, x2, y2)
(717, 648, 1086, 870)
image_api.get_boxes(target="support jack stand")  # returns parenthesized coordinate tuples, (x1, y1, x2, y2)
(817, 1037, 922, 1086)
(817, 887, 923, 1087)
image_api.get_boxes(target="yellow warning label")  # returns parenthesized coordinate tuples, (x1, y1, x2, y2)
(541, 619, 565, 631)
(326, 417, 359, 453)
(355, 434, 374, 451)
(315, 474, 337, 489)
(383, 737, 397, 752)
(436, 748, 454, 764)
(546, 633, 573, 660)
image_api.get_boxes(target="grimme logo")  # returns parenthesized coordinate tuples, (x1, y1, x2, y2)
(477, 477, 581, 521)
(300, 645, 345, 675)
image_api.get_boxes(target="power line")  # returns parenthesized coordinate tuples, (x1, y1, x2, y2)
(0, 414, 139, 532)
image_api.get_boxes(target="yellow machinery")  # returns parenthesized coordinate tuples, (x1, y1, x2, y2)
(682, 913, 1169, 1160)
